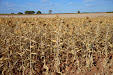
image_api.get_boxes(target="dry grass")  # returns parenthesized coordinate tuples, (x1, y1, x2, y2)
(0, 16, 113, 75)
(0, 13, 113, 18)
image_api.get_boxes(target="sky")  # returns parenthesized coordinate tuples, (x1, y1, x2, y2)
(0, 0, 113, 14)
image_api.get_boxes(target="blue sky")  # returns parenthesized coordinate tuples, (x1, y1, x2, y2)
(0, 0, 113, 14)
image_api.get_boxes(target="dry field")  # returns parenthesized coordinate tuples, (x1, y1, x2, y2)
(0, 15, 113, 75)
(0, 13, 113, 18)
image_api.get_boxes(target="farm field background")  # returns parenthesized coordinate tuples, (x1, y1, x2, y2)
(0, 15, 113, 75)
(0, 13, 113, 18)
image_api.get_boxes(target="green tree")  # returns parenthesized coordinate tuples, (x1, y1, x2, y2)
(36, 11, 42, 14)
(49, 10, 52, 14)
(18, 12, 23, 14)
(25, 11, 35, 14)
(11, 13, 14, 14)
(78, 11, 80, 13)
(106, 11, 113, 13)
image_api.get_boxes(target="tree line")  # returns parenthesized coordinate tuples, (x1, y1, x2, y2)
(17, 11, 42, 14)
(11, 10, 82, 14)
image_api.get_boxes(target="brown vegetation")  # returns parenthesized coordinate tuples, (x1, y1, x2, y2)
(0, 16, 113, 75)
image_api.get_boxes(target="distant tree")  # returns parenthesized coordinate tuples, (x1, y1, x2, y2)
(25, 11, 35, 14)
(11, 13, 14, 14)
(78, 11, 80, 13)
(18, 12, 23, 14)
(106, 11, 113, 13)
(36, 11, 42, 14)
(49, 10, 52, 14)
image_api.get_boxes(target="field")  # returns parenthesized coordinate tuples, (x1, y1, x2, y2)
(0, 15, 113, 75)
(0, 13, 113, 18)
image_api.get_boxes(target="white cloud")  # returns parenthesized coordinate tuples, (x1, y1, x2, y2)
(68, 2, 73, 5)
(86, 4, 95, 6)
(0, 1, 27, 13)
(26, 2, 39, 6)
(84, 0, 95, 3)
(40, 0, 48, 2)
(68, 2, 78, 5)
